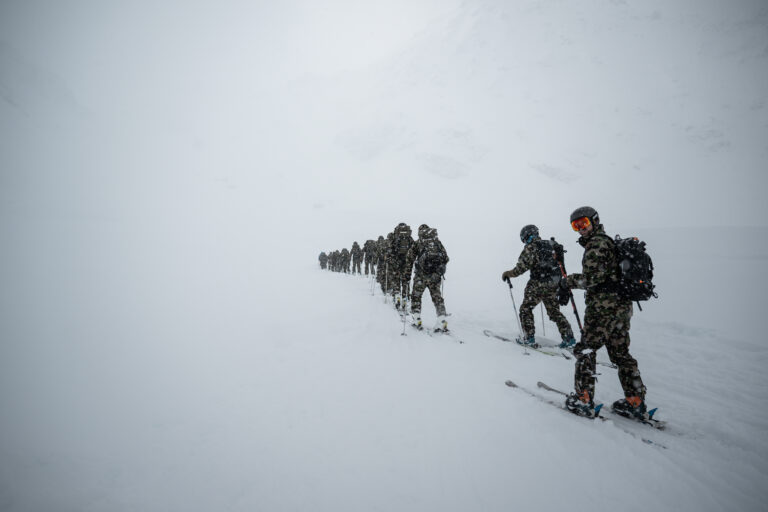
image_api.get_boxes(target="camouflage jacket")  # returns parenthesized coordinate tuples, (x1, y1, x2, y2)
(377, 236, 391, 265)
(505, 237, 543, 280)
(407, 235, 448, 275)
(566, 225, 624, 301)
(388, 233, 414, 267)
(351, 242, 362, 259)
(363, 240, 376, 259)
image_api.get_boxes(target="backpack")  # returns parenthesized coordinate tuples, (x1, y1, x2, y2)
(393, 225, 412, 260)
(530, 239, 563, 281)
(417, 238, 446, 274)
(613, 235, 658, 304)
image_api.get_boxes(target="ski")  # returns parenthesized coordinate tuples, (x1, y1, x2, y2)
(505, 380, 602, 417)
(410, 321, 464, 343)
(536, 381, 667, 430)
(504, 380, 668, 448)
(483, 330, 621, 368)
(483, 330, 570, 359)
(432, 328, 464, 344)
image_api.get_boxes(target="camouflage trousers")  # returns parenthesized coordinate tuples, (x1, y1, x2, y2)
(520, 279, 574, 340)
(573, 295, 645, 400)
(365, 258, 375, 275)
(389, 265, 411, 301)
(377, 260, 390, 294)
(352, 258, 362, 274)
(410, 271, 446, 316)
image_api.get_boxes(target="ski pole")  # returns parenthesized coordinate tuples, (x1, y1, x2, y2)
(556, 259, 583, 334)
(384, 262, 388, 304)
(505, 278, 524, 337)
(401, 295, 408, 336)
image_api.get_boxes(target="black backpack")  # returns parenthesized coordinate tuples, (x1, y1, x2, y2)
(393, 226, 412, 260)
(417, 238, 446, 274)
(530, 239, 563, 281)
(613, 235, 658, 305)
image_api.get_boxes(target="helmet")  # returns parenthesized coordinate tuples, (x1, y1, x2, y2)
(520, 224, 539, 243)
(418, 224, 431, 238)
(570, 206, 600, 228)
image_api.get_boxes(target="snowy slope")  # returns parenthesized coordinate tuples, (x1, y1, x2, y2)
(2, 254, 766, 511)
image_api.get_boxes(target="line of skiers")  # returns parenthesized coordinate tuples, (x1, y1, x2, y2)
(319, 206, 656, 423)
(319, 223, 450, 332)
(319, 240, 375, 274)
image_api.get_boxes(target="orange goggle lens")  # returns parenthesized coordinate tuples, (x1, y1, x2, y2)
(571, 216, 591, 231)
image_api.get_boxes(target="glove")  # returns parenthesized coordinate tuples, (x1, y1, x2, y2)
(501, 270, 513, 283)
(557, 278, 570, 306)
(438, 264, 446, 276)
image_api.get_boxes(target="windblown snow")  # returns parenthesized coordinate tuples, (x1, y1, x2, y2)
(1, 0, 767, 511)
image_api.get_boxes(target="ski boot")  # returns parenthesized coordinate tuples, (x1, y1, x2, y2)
(516, 335, 538, 348)
(611, 396, 648, 420)
(434, 315, 448, 333)
(559, 336, 576, 349)
(411, 314, 423, 330)
(565, 390, 600, 418)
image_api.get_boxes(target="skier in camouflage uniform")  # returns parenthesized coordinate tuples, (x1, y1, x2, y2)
(561, 206, 647, 419)
(376, 234, 391, 295)
(351, 242, 363, 274)
(340, 248, 350, 273)
(363, 239, 377, 275)
(407, 224, 449, 331)
(501, 225, 576, 348)
(388, 223, 414, 310)
(318, 251, 328, 270)
(329, 250, 338, 272)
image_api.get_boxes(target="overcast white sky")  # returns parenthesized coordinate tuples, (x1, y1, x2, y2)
(1, 0, 766, 252)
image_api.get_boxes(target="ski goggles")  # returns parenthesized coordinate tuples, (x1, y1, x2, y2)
(571, 216, 591, 231)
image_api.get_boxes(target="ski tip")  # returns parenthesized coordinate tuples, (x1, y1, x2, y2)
(505, 380, 517, 388)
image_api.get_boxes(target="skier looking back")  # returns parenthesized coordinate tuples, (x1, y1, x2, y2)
(561, 207, 647, 419)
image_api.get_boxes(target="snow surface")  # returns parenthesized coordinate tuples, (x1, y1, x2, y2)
(1, 0, 768, 511)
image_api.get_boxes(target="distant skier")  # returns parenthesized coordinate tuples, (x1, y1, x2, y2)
(329, 250, 338, 272)
(363, 239, 377, 276)
(387, 223, 414, 310)
(351, 241, 363, 274)
(407, 224, 449, 331)
(376, 234, 392, 295)
(560, 207, 647, 419)
(340, 248, 351, 273)
(501, 224, 576, 349)
(318, 251, 328, 270)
